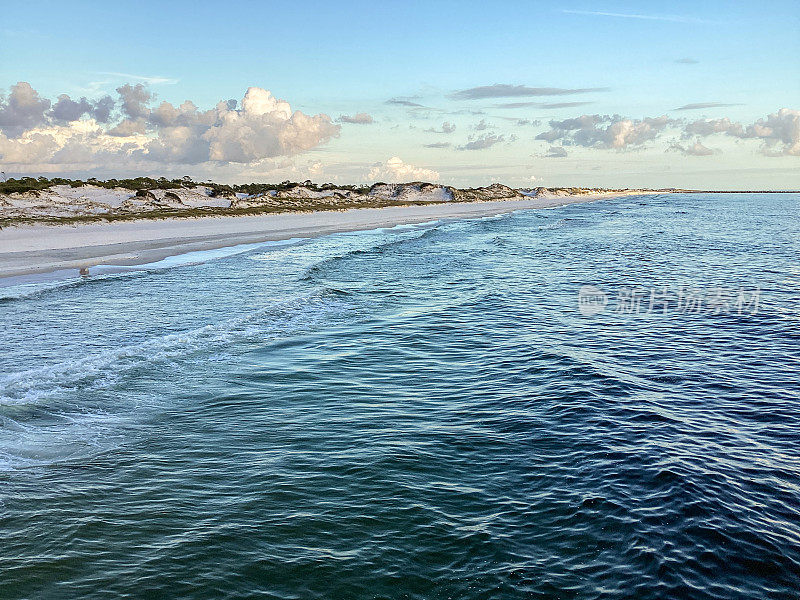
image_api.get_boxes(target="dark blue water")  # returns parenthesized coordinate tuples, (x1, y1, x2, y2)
(1, 193, 799, 599)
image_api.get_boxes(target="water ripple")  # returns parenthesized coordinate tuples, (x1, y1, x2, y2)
(1, 193, 799, 598)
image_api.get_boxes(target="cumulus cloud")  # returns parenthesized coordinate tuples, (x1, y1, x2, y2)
(50, 94, 115, 123)
(535, 114, 675, 149)
(683, 116, 743, 137)
(0, 130, 60, 164)
(424, 142, 450, 148)
(0, 82, 52, 136)
(108, 117, 148, 137)
(527, 108, 798, 157)
(0, 119, 135, 166)
(458, 133, 505, 150)
(740, 109, 800, 156)
(116, 83, 153, 119)
(0, 82, 340, 168)
(367, 156, 439, 182)
(450, 84, 609, 100)
(338, 112, 374, 124)
(683, 109, 799, 155)
(674, 102, 741, 111)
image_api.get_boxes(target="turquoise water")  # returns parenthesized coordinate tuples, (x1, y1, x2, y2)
(1, 193, 799, 598)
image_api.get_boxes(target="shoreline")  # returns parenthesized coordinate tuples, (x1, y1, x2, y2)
(0, 191, 646, 281)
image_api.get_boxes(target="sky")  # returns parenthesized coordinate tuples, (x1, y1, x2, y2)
(1, 0, 798, 189)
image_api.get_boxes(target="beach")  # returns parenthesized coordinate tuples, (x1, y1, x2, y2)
(0, 192, 628, 280)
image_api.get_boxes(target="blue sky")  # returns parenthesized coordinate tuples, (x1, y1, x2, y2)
(1, 0, 798, 188)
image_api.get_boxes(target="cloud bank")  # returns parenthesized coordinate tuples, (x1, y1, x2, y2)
(535, 114, 675, 149)
(683, 109, 799, 156)
(0, 82, 340, 168)
(530, 109, 799, 156)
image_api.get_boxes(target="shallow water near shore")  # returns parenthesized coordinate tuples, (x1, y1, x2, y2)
(1, 193, 799, 598)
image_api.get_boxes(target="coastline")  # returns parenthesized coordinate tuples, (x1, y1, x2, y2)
(0, 191, 643, 281)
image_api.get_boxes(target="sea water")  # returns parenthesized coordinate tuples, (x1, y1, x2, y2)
(1, 193, 798, 598)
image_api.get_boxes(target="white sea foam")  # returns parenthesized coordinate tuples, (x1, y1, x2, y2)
(0, 238, 309, 301)
(94, 237, 308, 274)
(0, 294, 321, 407)
(0, 219, 451, 470)
(0, 288, 352, 470)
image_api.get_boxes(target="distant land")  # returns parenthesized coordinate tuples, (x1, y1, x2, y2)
(2, 176, 797, 229)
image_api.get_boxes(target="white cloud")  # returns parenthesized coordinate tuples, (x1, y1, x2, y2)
(368, 156, 439, 182)
(683, 117, 743, 137)
(531, 109, 799, 157)
(0, 82, 340, 169)
(684, 109, 800, 156)
(0, 119, 145, 165)
(536, 114, 675, 149)
(307, 161, 324, 176)
(739, 108, 800, 156)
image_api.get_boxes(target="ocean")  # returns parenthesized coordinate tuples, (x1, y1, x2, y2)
(1, 193, 798, 599)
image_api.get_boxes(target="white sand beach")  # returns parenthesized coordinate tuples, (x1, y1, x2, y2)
(0, 192, 634, 280)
